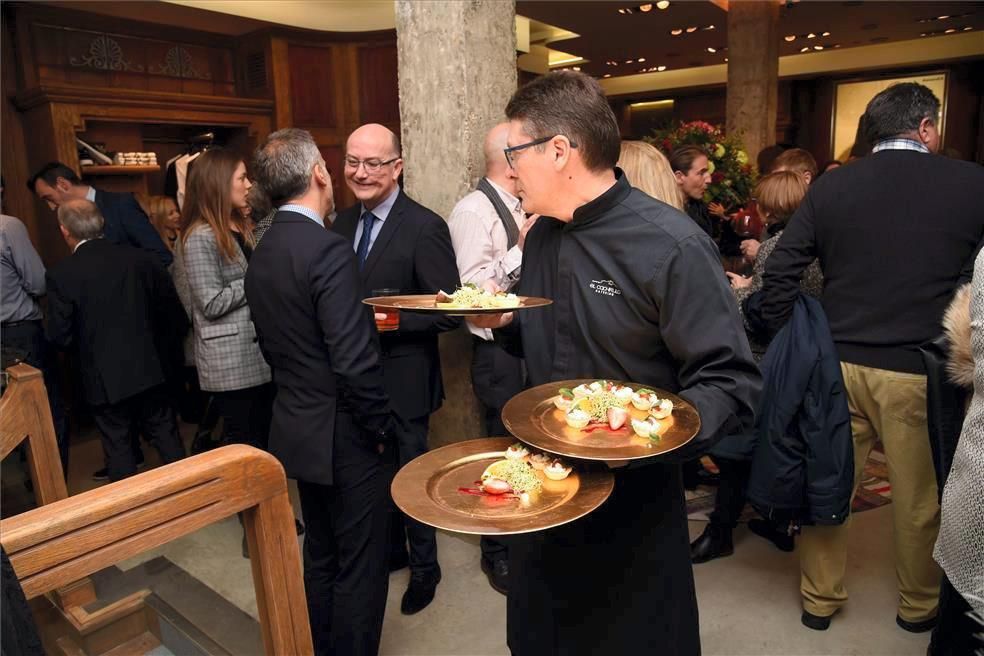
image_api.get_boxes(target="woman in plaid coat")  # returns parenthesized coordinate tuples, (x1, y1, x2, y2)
(177, 149, 273, 451)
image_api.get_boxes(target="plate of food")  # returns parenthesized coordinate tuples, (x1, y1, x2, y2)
(501, 379, 701, 461)
(391, 437, 614, 535)
(363, 284, 552, 315)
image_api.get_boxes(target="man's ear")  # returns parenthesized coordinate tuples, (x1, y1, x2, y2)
(917, 117, 935, 144)
(58, 224, 70, 240)
(55, 177, 73, 193)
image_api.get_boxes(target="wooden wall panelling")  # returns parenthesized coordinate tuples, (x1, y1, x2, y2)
(270, 37, 293, 130)
(287, 44, 337, 128)
(2, 15, 37, 243)
(358, 43, 399, 126)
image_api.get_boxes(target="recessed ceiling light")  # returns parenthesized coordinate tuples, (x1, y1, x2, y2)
(945, 28, 956, 33)
(640, 3, 653, 12)
(964, 26, 973, 31)
(724, 57, 728, 62)
(686, 26, 698, 33)
(707, 47, 716, 53)
(704, 25, 715, 30)
(807, 32, 816, 39)
(800, 46, 810, 52)
(657, 0, 671, 9)
(572, 66, 581, 71)
(657, 65, 667, 71)
(603, 74, 611, 78)
(671, 28, 683, 35)
(920, 33, 927, 37)
(618, 8, 626, 14)
(821, 31, 831, 37)
(813, 45, 823, 50)
(638, 57, 646, 62)
(784, 35, 796, 41)
(625, 59, 633, 64)
(937, 15, 950, 20)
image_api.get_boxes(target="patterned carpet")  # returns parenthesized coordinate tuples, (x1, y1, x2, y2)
(686, 442, 891, 522)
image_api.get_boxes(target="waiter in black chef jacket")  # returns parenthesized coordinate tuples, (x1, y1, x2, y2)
(470, 71, 761, 656)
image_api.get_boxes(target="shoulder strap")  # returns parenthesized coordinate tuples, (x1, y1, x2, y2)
(476, 178, 520, 249)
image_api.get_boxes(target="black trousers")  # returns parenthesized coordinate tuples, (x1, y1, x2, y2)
(90, 385, 186, 481)
(471, 337, 524, 564)
(3, 320, 69, 472)
(212, 383, 274, 451)
(389, 414, 439, 578)
(297, 413, 393, 656)
(709, 457, 752, 529)
(929, 574, 983, 656)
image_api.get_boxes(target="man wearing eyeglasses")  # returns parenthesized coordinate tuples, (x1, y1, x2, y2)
(470, 72, 759, 656)
(334, 123, 461, 616)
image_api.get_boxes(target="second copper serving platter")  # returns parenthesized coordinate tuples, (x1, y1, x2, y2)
(391, 437, 614, 535)
(363, 294, 552, 316)
(502, 379, 701, 461)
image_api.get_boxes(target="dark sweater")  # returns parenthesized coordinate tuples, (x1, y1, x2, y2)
(760, 149, 984, 374)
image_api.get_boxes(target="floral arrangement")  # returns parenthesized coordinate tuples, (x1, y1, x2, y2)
(647, 121, 757, 210)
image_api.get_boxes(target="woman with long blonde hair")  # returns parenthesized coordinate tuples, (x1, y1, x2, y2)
(617, 140, 684, 211)
(144, 195, 182, 252)
(178, 148, 272, 454)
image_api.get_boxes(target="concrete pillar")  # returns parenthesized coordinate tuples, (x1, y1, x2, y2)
(726, 1, 779, 162)
(395, 0, 517, 447)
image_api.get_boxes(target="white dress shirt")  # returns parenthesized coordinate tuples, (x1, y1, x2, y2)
(352, 185, 400, 256)
(447, 178, 525, 340)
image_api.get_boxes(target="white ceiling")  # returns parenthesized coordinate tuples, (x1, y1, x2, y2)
(163, 0, 396, 32)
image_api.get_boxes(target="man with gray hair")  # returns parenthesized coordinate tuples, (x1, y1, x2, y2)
(46, 199, 187, 481)
(760, 82, 984, 632)
(246, 128, 405, 656)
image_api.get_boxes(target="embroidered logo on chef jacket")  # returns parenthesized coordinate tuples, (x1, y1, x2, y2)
(589, 279, 622, 297)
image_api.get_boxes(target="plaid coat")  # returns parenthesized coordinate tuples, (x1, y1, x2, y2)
(180, 224, 270, 392)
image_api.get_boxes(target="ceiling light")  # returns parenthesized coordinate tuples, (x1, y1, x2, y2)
(618, 8, 626, 14)
(603, 74, 611, 78)
(657, 65, 667, 71)
(784, 35, 796, 41)
(800, 46, 810, 52)
(945, 28, 956, 33)
(920, 33, 927, 37)
(707, 47, 716, 53)
(686, 26, 697, 33)
(704, 25, 715, 30)
(670, 28, 683, 35)
(640, 4, 653, 12)
(813, 45, 823, 50)
(937, 15, 950, 20)
(656, 0, 671, 9)
(964, 26, 974, 31)
(821, 31, 831, 37)
(638, 57, 646, 62)
(807, 32, 816, 39)
(572, 66, 581, 71)
(724, 57, 728, 62)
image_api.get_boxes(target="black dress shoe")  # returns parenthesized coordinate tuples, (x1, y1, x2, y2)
(401, 570, 441, 615)
(481, 558, 508, 595)
(748, 518, 795, 552)
(802, 610, 833, 631)
(389, 551, 410, 573)
(690, 523, 734, 564)
(896, 614, 937, 633)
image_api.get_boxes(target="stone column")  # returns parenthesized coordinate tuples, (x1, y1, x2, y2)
(395, 0, 517, 447)
(726, 1, 779, 162)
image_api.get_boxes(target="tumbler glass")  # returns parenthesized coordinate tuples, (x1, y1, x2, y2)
(372, 288, 400, 332)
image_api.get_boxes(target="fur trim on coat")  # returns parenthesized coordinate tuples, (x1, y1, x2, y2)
(944, 283, 974, 389)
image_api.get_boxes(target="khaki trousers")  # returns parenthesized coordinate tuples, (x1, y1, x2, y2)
(799, 362, 941, 622)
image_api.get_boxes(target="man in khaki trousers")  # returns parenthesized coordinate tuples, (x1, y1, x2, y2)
(759, 82, 984, 632)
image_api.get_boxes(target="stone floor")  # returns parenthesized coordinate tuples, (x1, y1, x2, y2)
(7, 424, 933, 656)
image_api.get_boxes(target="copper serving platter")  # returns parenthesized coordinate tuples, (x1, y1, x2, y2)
(502, 379, 701, 461)
(363, 294, 552, 316)
(391, 437, 614, 535)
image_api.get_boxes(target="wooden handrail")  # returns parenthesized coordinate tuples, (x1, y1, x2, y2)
(0, 363, 68, 505)
(1, 444, 313, 655)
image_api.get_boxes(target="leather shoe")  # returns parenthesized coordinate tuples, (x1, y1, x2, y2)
(802, 610, 834, 631)
(401, 570, 441, 615)
(896, 614, 937, 633)
(690, 523, 733, 564)
(481, 558, 508, 595)
(748, 518, 794, 552)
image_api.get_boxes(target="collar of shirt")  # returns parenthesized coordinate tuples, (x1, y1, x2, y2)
(360, 185, 400, 222)
(74, 238, 96, 253)
(871, 138, 930, 154)
(485, 178, 524, 215)
(84, 186, 96, 202)
(279, 203, 325, 228)
(570, 168, 630, 228)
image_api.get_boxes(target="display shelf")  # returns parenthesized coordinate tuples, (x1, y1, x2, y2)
(80, 165, 160, 175)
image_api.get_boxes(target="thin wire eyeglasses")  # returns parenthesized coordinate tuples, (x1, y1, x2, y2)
(503, 135, 578, 169)
(344, 156, 400, 173)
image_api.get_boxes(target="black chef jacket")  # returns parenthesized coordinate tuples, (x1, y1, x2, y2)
(497, 171, 760, 656)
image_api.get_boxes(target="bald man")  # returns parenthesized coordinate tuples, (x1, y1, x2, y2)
(334, 123, 461, 615)
(447, 123, 538, 594)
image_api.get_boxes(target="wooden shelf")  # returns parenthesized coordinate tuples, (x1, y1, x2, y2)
(81, 165, 160, 175)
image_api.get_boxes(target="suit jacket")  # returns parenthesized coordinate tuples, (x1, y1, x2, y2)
(334, 190, 461, 420)
(45, 239, 188, 407)
(93, 189, 173, 267)
(180, 224, 270, 392)
(245, 210, 398, 485)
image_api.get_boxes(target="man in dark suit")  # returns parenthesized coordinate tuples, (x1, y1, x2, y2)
(29, 162, 172, 267)
(334, 123, 460, 615)
(46, 200, 186, 481)
(246, 128, 404, 656)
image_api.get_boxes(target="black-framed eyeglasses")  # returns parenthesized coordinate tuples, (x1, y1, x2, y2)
(503, 135, 578, 169)
(344, 156, 400, 173)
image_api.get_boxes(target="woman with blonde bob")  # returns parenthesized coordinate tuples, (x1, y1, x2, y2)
(144, 195, 182, 252)
(691, 170, 824, 564)
(178, 148, 272, 453)
(617, 140, 684, 211)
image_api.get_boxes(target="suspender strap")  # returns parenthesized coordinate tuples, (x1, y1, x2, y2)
(476, 178, 520, 249)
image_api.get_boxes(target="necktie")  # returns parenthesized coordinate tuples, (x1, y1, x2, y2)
(356, 210, 376, 268)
